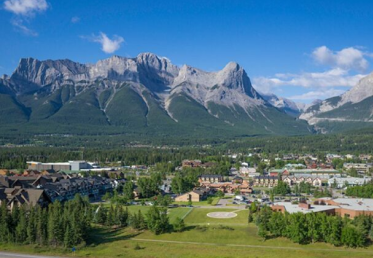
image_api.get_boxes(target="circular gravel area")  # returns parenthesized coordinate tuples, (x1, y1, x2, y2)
(207, 212, 237, 219)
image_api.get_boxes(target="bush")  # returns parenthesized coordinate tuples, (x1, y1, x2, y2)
(215, 190, 224, 198)
(173, 217, 186, 232)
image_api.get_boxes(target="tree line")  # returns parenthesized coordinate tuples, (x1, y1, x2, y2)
(94, 204, 184, 235)
(251, 204, 373, 248)
(0, 193, 186, 250)
(346, 182, 373, 198)
(0, 195, 91, 248)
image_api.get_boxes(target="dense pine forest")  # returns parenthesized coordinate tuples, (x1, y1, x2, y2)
(0, 194, 175, 249)
(2, 127, 373, 170)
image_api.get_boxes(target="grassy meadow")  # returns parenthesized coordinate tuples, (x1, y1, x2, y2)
(1, 206, 373, 258)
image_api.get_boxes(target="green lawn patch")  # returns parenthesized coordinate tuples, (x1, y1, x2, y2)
(183, 208, 249, 226)
(2, 225, 373, 258)
(173, 197, 220, 206)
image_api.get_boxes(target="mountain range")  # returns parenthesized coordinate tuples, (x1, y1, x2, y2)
(0, 52, 372, 138)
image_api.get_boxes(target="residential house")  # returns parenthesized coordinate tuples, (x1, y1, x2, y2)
(253, 176, 278, 187)
(175, 187, 210, 202)
(0, 187, 51, 210)
(182, 160, 202, 168)
(282, 175, 323, 187)
(199, 174, 223, 183)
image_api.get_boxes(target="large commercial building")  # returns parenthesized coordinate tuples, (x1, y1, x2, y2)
(27, 161, 98, 171)
(272, 197, 373, 218)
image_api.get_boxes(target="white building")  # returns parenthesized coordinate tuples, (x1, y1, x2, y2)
(282, 175, 322, 187)
(328, 176, 372, 188)
(239, 167, 256, 175)
(343, 163, 372, 174)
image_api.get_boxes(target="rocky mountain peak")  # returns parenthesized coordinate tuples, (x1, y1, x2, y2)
(222, 61, 240, 71)
(340, 72, 373, 105)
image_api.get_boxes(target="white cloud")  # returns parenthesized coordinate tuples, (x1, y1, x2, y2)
(4, 0, 48, 16)
(288, 88, 345, 101)
(89, 32, 124, 54)
(4, 0, 48, 36)
(252, 45, 372, 102)
(11, 18, 38, 36)
(312, 46, 370, 72)
(253, 68, 365, 93)
(71, 16, 80, 23)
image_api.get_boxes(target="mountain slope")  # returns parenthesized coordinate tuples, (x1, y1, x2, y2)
(0, 53, 313, 138)
(300, 72, 373, 133)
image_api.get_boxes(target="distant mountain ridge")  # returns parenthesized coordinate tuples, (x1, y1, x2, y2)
(0, 53, 313, 137)
(260, 93, 307, 117)
(300, 72, 373, 133)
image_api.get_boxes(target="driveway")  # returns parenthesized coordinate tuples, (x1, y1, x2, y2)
(216, 198, 230, 206)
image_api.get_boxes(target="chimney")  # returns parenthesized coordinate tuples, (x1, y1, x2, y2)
(299, 202, 310, 210)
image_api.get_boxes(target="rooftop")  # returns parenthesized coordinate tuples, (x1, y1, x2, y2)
(318, 197, 373, 211)
(273, 202, 338, 214)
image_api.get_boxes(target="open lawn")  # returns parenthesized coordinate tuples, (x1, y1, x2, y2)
(184, 208, 249, 225)
(2, 225, 373, 258)
(1, 206, 373, 258)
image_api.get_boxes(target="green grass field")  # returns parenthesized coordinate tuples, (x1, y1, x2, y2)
(173, 197, 220, 206)
(1, 206, 373, 258)
(184, 208, 248, 225)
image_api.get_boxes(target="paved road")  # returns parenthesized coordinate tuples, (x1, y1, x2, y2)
(0, 252, 65, 258)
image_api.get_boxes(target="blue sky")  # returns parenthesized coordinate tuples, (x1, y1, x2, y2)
(1, 0, 373, 103)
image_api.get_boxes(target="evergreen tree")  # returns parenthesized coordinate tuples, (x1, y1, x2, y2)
(95, 205, 107, 224)
(27, 207, 36, 244)
(0, 201, 10, 243)
(123, 181, 135, 200)
(15, 205, 27, 244)
(146, 206, 169, 235)
(64, 224, 73, 247)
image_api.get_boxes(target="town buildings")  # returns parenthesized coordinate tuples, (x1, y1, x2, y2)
(0, 172, 118, 209)
(252, 176, 279, 187)
(174, 188, 210, 202)
(269, 168, 341, 177)
(328, 176, 372, 188)
(198, 175, 252, 194)
(343, 163, 372, 174)
(282, 175, 323, 187)
(199, 174, 223, 183)
(181, 160, 202, 168)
